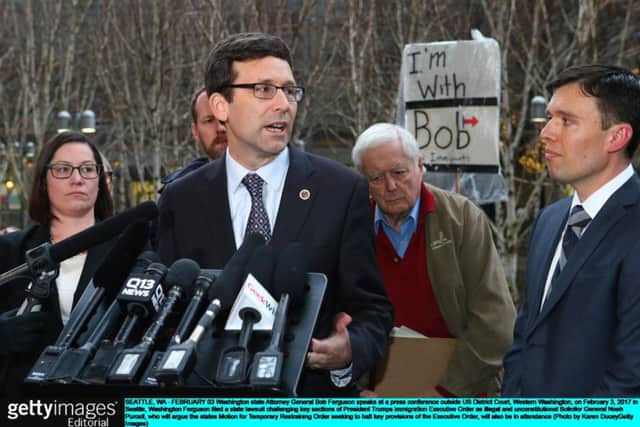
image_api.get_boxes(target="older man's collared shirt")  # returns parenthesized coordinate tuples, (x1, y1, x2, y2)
(374, 194, 421, 258)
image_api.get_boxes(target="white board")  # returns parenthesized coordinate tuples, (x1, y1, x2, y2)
(402, 40, 501, 172)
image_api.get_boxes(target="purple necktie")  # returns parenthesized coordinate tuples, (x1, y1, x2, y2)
(242, 173, 271, 242)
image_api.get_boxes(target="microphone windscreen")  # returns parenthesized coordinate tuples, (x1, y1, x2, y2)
(195, 270, 216, 289)
(132, 251, 161, 273)
(244, 244, 275, 291)
(93, 221, 150, 298)
(207, 233, 265, 301)
(165, 259, 200, 298)
(49, 201, 158, 263)
(272, 242, 306, 304)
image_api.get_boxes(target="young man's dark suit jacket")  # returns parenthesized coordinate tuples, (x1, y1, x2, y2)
(503, 173, 640, 396)
(0, 224, 113, 397)
(157, 144, 393, 396)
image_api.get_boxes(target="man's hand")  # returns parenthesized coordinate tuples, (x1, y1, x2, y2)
(306, 312, 353, 370)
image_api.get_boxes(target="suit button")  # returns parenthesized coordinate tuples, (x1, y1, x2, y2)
(393, 257, 399, 263)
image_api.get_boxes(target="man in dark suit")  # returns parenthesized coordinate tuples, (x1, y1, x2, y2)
(503, 64, 640, 396)
(157, 32, 393, 396)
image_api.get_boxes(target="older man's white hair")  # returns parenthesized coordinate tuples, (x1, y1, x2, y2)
(352, 123, 421, 171)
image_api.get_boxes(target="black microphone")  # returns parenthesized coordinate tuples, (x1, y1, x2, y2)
(50, 201, 158, 263)
(169, 270, 216, 346)
(83, 251, 162, 350)
(107, 259, 199, 384)
(216, 244, 275, 385)
(154, 270, 243, 386)
(4, 201, 158, 316)
(141, 234, 265, 386)
(116, 262, 167, 322)
(79, 262, 168, 383)
(138, 270, 217, 386)
(251, 243, 307, 387)
(25, 221, 150, 383)
(0, 201, 158, 288)
(44, 251, 161, 383)
(111, 261, 169, 345)
(58, 221, 151, 348)
(206, 233, 266, 302)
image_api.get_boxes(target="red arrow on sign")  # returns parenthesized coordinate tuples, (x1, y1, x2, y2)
(463, 116, 479, 127)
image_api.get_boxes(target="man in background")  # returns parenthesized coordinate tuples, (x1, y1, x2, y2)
(353, 123, 515, 396)
(160, 86, 227, 189)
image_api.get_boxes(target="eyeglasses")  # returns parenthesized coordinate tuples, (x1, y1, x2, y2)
(222, 83, 305, 102)
(47, 162, 102, 179)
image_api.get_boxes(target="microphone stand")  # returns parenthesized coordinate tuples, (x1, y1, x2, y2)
(10, 243, 61, 315)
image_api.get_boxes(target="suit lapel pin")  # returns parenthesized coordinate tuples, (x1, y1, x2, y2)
(299, 189, 311, 200)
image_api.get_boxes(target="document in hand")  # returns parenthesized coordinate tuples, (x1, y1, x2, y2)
(372, 326, 456, 396)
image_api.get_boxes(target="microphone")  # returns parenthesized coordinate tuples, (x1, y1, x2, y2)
(44, 251, 161, 383)
(138, 269, 217, 386)
(50, 201, 158, 263)
(107, 259, 199, 384)
(169, 270, 217, 346)
(117, 262, 167, 321)
(79, 262, 168, 383)
(153, 270, 242, 386)
(83, 251, 162, 349)
(1, 201, 158, 286)
(145, 235, 265, 386)
(25, 221, 150, 383)
(2, 201, 159, 314)
(251, 242, 307, 387)
(206, 233, 265, 302)
(58, 221, 152, 347)
(216, 244, 275, 385)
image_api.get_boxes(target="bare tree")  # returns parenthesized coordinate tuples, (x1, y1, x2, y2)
(0, 0, 95, 199)
(477, 0, 640, 300)
(95, 0, 195, 206)
(1, 0, 639, 284)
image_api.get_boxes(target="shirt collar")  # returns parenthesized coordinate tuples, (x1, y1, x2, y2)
(226, 146, 290, 194)
(571, 164, 635, 219)
(374, 192, 421, 235)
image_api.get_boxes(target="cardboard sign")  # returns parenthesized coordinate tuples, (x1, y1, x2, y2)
(373, 327, 456, 396)
(402, 40, 501, 173)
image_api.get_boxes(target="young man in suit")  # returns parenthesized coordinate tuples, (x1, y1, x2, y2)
(157, 32, 393, 396)
(503, 65, 640, 396)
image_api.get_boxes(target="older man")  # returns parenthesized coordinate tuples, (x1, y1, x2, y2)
(352, 123, 515, 396)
